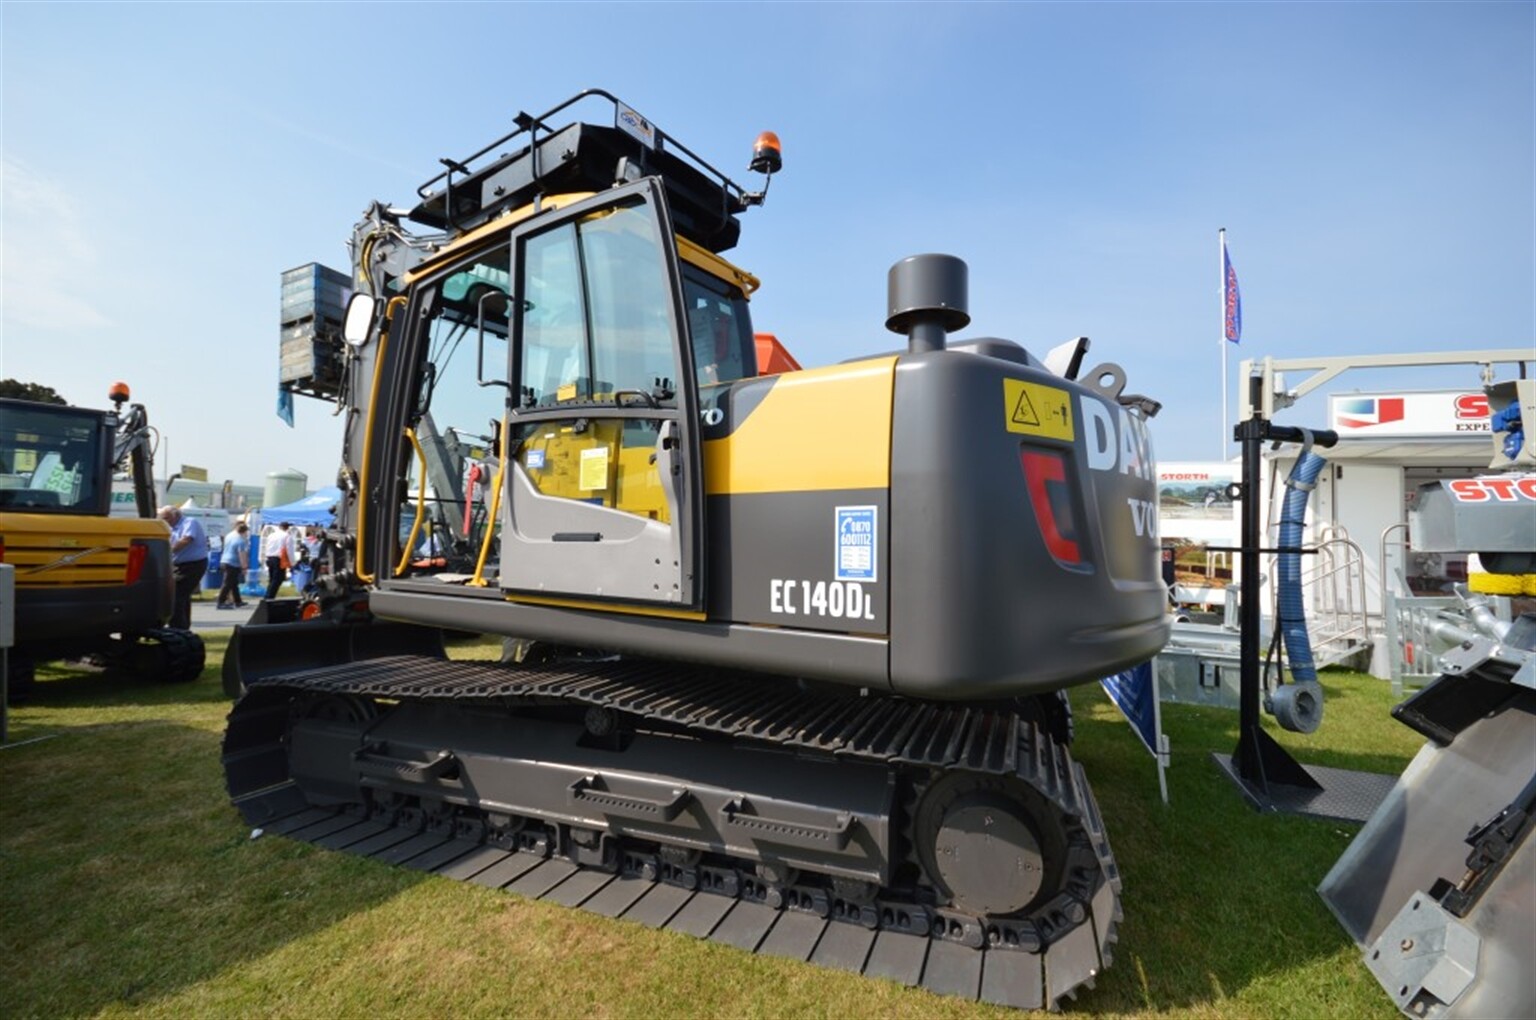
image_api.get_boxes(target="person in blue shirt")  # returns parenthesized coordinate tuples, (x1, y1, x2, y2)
(217, 521, 250, 610)
(158, 505, 208, 630)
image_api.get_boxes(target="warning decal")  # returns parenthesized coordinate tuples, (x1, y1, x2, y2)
(1012, 389, 1042, 427)
(579, 446, 610, 491)
(1003, 379, 1074, 441)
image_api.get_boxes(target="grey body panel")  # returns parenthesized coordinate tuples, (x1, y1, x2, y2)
(500, 456, 687, 603)
(370, 586, 891, 689)
(887, 350, 1168, 698)
(374, 342, 1168, 699)
(949, 337, 1042, 367)
(695, 371, 889, 633)
(705, 489, 888, 633)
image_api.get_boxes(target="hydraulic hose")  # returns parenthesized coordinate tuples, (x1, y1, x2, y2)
(1272, 435, 1327, 732)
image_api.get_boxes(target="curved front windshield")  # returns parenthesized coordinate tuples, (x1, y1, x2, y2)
(0, 403, 107, 513)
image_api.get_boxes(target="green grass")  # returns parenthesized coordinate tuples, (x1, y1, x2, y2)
(0, 637, 1420, 1019)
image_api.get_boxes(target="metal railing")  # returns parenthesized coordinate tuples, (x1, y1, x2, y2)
(1379, 522, 1411, 609)
(1382, 589, 1512, 697)
(1301, 533, 1372, 669)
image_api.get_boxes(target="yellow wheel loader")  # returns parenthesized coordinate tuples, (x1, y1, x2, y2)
(1, 385, 205, 698)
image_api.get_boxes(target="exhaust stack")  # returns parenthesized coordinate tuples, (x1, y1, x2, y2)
(886, 254, 969, 354)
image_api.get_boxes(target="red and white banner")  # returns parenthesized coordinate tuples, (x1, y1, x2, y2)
(1447, 476, 1536, 502)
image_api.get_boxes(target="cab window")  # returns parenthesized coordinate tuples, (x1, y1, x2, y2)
(396, 243, 512, 572)
(520, 204, 678, 407)
(682, 266, 756, 387)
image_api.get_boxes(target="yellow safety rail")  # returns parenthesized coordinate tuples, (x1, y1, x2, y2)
(469, 414, 509, 588)
(393, 427, 428, 577)
(355, 296, 407, 583)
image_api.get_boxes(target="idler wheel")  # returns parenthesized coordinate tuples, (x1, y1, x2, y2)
(915, 773, 1056, 917)
(301, 694, 378, 723)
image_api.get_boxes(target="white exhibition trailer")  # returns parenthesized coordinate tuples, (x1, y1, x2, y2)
(1157, 347, 1530, 697)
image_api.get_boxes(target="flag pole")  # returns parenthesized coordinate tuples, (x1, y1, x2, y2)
(1219, 228, 1228, 460)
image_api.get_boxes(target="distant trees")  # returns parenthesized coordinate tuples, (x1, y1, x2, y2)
(0, 380, 68, 404)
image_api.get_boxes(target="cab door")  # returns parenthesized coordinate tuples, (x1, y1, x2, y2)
(499, 180, 703, 609)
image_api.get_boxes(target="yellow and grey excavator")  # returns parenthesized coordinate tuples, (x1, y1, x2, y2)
(223, 90, 1167, 1008)
(1, 384, 205, 697)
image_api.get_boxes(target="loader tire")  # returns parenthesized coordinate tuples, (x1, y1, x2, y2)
(125, 629, 206, 684)
(155, 629, 206, 684)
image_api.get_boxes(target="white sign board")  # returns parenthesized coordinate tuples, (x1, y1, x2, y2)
(1329, 390, 1490, 438)
(1157, 461, 1241, 606)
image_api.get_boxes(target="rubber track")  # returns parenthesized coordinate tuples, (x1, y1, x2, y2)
(227, 654, 1122, 1009)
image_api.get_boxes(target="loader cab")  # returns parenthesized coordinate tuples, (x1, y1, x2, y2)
(369, 179, 752, 612)
(0, 400, 115, 514)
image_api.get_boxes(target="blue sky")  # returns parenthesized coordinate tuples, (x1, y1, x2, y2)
(3, 2, 1531, 488)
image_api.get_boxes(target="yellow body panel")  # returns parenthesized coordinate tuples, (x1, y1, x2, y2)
(676, 237, 759, 296)
(0, 512, 168, 587)
(505, 591, 706, 621)
(519, 421, 669, 522)
(703, 357, 897, 496)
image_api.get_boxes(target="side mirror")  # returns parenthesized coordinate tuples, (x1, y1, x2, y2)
(343, 293, 377, 347)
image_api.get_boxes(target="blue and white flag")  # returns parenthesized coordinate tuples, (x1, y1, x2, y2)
(1101, 660, 1171, 803)
(276, 386, 295, 427)
(1101, 662, 1158, 756)
(1222, 237, 1242, 344)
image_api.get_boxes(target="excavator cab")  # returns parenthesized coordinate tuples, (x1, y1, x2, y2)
(362, 181, 710, 606)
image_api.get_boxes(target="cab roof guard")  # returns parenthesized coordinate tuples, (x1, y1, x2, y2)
(411, 89, 762, 253)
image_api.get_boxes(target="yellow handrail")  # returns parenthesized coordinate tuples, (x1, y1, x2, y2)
(393, 427, 428, 577)
(354, 296, 407, 583)
(469, 413, 509, 588)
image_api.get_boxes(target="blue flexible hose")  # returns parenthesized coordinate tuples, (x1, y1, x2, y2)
(1277, 448, 1328, 684)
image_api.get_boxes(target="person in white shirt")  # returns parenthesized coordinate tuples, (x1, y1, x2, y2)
(262, 522, 300, 600)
